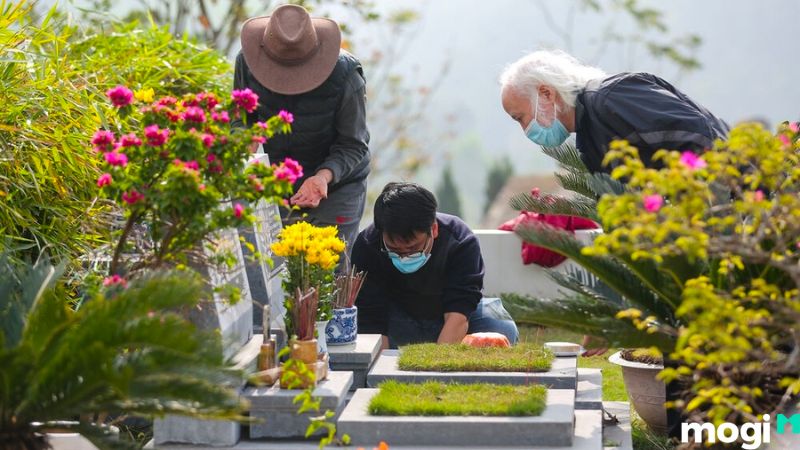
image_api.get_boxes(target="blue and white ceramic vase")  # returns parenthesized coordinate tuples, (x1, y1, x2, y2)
(325, 306, 358, 345)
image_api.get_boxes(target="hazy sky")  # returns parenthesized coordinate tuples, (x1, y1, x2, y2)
(371, 0, 799, 165)
(350, 0, 800, 223)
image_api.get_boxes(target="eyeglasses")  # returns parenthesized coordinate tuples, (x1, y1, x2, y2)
(381, 233, 432, 258)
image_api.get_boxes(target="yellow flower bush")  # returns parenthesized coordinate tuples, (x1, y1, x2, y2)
(587, 122, 800, 427)
(271, 222, 345, 334)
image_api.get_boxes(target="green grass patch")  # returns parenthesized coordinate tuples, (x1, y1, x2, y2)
(369, 380, 547, 416)
(397, 343, 553, 372)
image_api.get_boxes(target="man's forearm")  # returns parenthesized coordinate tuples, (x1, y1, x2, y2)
(437, 312, 468, 344)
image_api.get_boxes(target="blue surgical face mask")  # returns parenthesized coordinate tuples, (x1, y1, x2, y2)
(384, 234, 432, 274)
(525, 93, 570, 147)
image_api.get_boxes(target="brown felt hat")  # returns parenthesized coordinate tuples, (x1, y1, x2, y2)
(241, 4, 341, 95)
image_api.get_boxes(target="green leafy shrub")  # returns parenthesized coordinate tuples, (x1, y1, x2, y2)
(92, 85, 296, 277)
(0, 257, 246, 450)
(502, 122, 800, 435)
(589, 122, 800, 426)
(0, 1, 234, 267)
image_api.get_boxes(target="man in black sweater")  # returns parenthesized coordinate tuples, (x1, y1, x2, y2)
(352, 182, 519, 349)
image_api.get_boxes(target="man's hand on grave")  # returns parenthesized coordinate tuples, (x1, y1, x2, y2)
(290, 170, 332, 208)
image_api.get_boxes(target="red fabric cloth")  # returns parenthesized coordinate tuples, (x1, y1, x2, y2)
(498, 190, 599, 267)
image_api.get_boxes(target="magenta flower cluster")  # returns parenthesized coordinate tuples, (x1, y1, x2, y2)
(106, 85, 133, 107)
(93, 85, 302, 246)
(232, 88, 258, 113)
(274, 157, 304, 184)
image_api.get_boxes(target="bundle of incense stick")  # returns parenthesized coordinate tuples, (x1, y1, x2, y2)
(292, 287, 319, 341)
(333, 265, 367, 309)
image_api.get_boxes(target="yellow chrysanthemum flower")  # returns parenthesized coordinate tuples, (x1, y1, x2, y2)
(134, 87, 155, 103)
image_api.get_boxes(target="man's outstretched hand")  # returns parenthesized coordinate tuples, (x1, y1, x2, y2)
(290, 169, 333, 208)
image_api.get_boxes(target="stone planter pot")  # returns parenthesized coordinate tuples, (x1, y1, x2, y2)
(608, 350, 667, 434)
(325, 306, 358, 346)
(280, 340, 328, 389)
(290, 338, 318, 364)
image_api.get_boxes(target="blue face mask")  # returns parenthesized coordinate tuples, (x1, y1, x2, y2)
(525, 93, 570, 147)
(385, 234, 432, 274)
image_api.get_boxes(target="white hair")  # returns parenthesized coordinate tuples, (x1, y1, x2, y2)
(499, 49, 607, 107)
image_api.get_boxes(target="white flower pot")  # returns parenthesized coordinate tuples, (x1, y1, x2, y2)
(315, 320, 329, 355)
(608, 350, 667, 434)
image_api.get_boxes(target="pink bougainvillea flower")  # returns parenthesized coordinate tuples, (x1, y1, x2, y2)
(256, 121, 268, 129)
(122, 189, 144, 205)
(274, 166, 300, 184)
(96, 173, 113, 187)
(156, 96, 178, 106)
(104, 151, 128, 167)
(679, 151, 707, 170)
(201, 133, 215, 148)
(252, 135, 266, 144)
(103, 274, 128, 288)
(754, 190, 765, 202)
(166, 111, 182, 123)
(283, 157, 303, 179)
(790, 122, 799, 133)
(196, 92, 219, 109)
(211, 111, 230, 123)
(780, 134, 791, 147)
(198, 183, 206, 192)
(643, 195, 663, 212)
(206, 153, 217, 163)
(182, 106, 206, 123)
(233, 203, 244, 218)
(106, 85, 134, 107)
(144, 124, 169, 146)
(278, 110, 294, 124)
(208, 162, 224, 174)
(91, 130, 115, 151)
(231, 88, 259, 113)
(185, 160, 199, 171)
(119, 133, 142, 147)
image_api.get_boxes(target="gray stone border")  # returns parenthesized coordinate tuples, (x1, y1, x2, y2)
(337, 388, 575, 447)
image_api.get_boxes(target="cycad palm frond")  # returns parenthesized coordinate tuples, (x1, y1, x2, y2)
(1, 263, 247, 450)
(509, 192, 599, 222)
(501, 292, 675, 351)
(585, 172, 626, 197)
(513, 223, 677, 325)
(554, 171, 598, 200)
(541, 143, 587, 173)
(547, 267, 626, 309)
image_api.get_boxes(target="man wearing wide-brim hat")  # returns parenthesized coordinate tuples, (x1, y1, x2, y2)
(234, 4, 369, 251)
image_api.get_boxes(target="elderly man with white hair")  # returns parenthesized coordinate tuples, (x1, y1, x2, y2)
(500, 49, 729, 174)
